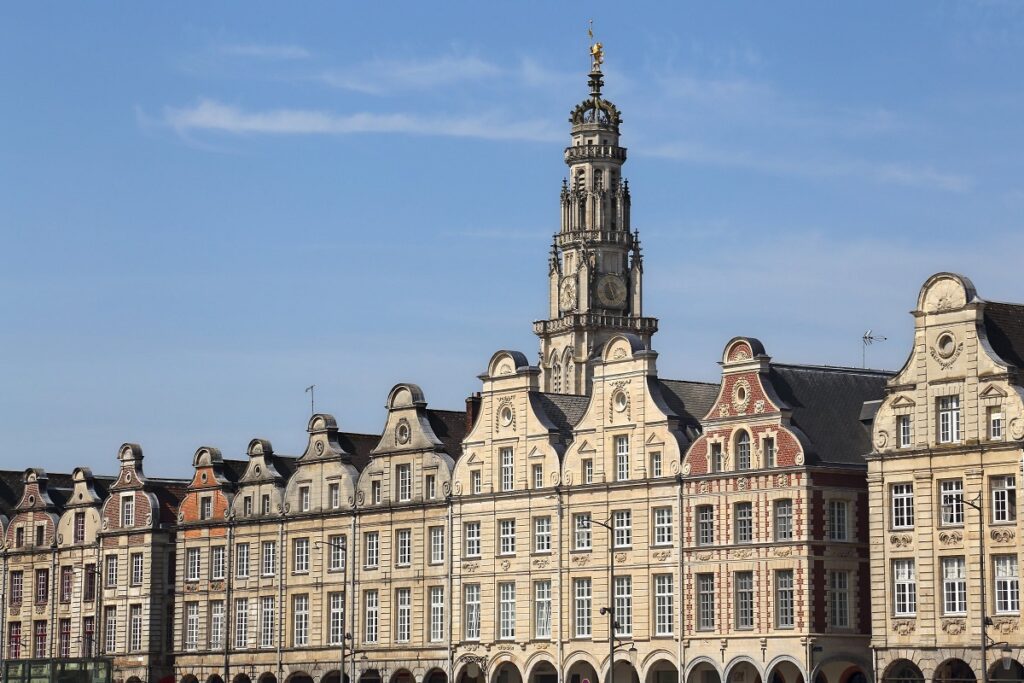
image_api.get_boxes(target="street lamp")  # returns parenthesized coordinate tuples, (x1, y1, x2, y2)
(947, 494, 990, 683)
(581, 517, 636, 683)
(314, 538, 349, 683)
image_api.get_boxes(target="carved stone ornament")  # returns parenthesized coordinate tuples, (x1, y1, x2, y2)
(500, 559, 511, 571)
(682, 461, 691, 476)
(571, 554, 590, 566)
(929, 341, 964, 369)
(993, 617, 1019, 635)
(874, 430, 888, 450)
(719, 404, 730, 417)
(775, 474, 790, 488)
(890, 533, 913, 548)
(699, 480, 710, 494)
(396, 418, 411, 445)
(754, 400, 765, 414)
(695, 552, 712, 561)
(463, 562, 479, 573)
(315, 440, 325, 456)
(773, 547, 792, 558)
(653, 550, 670, 561)
(1010, 417, 1024, 440)
(892, 619, 916, 635)
(534, 642, 550, 650)
(732, 379, 752, 412)
(532, 558, 550, 569)
(737, 477, 749, 491)
(732, 549, 753, 559)
(496, 643, 516, 652)
(496, 397, 516, 432)
(941, 619, 966, 635)
(794, 451, 805, 465)
(938, 530, 963, 546)
(453, 480, 463, 495)
(991, 528, 1016, 543)
(615, 552, 627, 563)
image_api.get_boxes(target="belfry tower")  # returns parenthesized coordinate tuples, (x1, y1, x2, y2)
(533, 39, 658, 395)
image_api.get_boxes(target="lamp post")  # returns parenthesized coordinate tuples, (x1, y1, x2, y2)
(582, 518, 637, 683)
(949, 494, 989, 683)
(314, 538, 349, 683)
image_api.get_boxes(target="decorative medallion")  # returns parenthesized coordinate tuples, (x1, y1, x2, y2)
(993, 617, 1020, 634)
(498, 363, 513, 376)
(893, 619, 916, 636)
(500, 559, 511, 571)
(615, 552, 627, 563)
(754, 400, 765, 414)
(571, 554, 590, 566)
(532, 558, 550, 569)
(463, 562, 479, 573)
(737, 477, 749, 491)
(699, 480, 710, 494)
(929, 332, 963, 369)
(653, 550, 670, 561)
(315, 440, 325, 456)
(890, 533, 913, 548)
(732, 379, 751, 412)
(938, 530, 963, 546)
(496, 397, 516, 431)
(732, 549, 753, 559)
(991, 528, 1015, 543)
(1011, 418, 1024, 440)
(874, 430, 888, 450)
(941, 619, 966, 635)
(718, 404, 730, 417)
(775, 474, 790, 488)
(396, 418, 411, 445)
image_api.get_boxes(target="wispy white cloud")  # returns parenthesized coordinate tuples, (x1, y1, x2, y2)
(318, 54, 501, 94)
(219, 43, 311, 60)
(161, 99, 560, 143)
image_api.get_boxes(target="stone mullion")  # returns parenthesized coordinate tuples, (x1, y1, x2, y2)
(913, 470, 936, 644)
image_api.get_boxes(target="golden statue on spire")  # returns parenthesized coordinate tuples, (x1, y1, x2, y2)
(588, 19, 604, 71)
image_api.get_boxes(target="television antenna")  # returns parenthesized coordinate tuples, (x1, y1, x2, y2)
(862, 330, 887, 368)
(305, 384, 316, 415)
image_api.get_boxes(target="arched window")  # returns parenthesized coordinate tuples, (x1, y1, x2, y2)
(735, 431, 751, 470)
(552, 361, 561, 393)
(563, 350, 574, 394)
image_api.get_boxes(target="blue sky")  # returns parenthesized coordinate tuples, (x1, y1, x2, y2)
(2, 2, 1023, 478)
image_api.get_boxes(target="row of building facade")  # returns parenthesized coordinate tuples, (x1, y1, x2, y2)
(2, 44, 1022, 683)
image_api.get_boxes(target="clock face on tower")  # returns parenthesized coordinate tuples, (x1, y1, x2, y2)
(559, 277, 578, 312)
(596, 274, 627, 308)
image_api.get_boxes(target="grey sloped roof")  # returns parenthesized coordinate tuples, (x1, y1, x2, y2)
(657, 379, 721, 433)
(0, 471, 23, 517)
(984, 301, 1024, 368)
(768, 364, 893, 466)
(426, 409, 468, 459)
(336, 433, 380, 472)
(536, 392, 590, 441)
(222, 459, 249, 484)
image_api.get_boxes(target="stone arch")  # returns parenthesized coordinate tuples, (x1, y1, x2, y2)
(685, 657, 722, 683)
(233, 676, 252, 683)
(126, 677, 142, 683)
(932, 659, 976, 683)
(642, 654, 680, 683)
(811, 653, 872, 683)
(455, 659, 486, 683)
(207, 676, 224, 683)
(390, 670, 415, 683)
(323, 671, 351, 683)
(180, 677, 199, 683)
(608, 662, 639, 683)
(765, 656, 805, 683)
(423, 669, 448, 683)
(487, 350, 531, 378)
(258, 675, 278, 683)
(284, 672, 313, 683)
(881, 660, 924, 683)
(360, 670, 383, 683)
(491, 661, 524, 683)
(525, 656, 558, 683)
(724, 656, 763, 683)
(565, 651, 601, 683)
(989, 658, 1024, 682)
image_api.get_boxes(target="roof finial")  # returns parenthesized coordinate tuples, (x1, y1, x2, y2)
(588, 20, 604, 72)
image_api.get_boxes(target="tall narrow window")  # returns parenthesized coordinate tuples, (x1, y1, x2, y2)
(993, 475, 1017, 523)
(293, 538, 310, 573)
(710, 443, 723, 473)
(234, 598, 249, 649)
(59, 619, 71, 658)
(829, 571, 850, 628)
(775, 570, 794, 628)
(897, 415, 912, 448)
(614, 576, 632, 636)
(129, 604, 143, 651)
(763, 437, 776, 467)
(73, 512, 85, 544)
(534, 517, 552, 553)
(293, 594, 309, 646)
(615, 435, 630, 481)
(34, 568, 48, 604)
(425, 475, 436, 499)
(10, 570, 23, 604)
(185, 603, 199, 651)
(941, 480, 964, 525)
(735, 572, 754, 629)
(614, 510, 632, 547)
(83, 566, 95, 602)
(942, 557, 967, 615)
(470, 470, 482, 495)
(209, 600, 224, 649)
(236, 543, 250, 578)
(364, 591, 379, 643)
(574, 578, 592, 637)
(371, 480, 382, 504)
(533, 464, 544, 489)
(132, 552, 146, 585)
(430, 526, 445, 563)
(465, 522, 481, 557)
(583, 459, 593, 484)
(697, 574, 715, 630)
(104, 606, 117, 652)
(364, 532, 379, 568)
(328, 592, 344, 645)
(774, 499, 793, 540)
(396, 529, 412, 566)
(575, 513, 592, 550)
(8, 622, 21, 659)
(697, 505, 714, 546)
(938, 395, 961, 443)
(828, 500, 849, 541)
(995, 555, 1020, 614)
(653, 507, 672, 545)
(430, 586, 445, 641)
(892, 483, 914, 528)
(199, 496, 212, 521)
(33, 621, 46, 658)
(261, 494, 271, 515)
(329, 483, 341, 509)
(396, 465, 412, 502)
(299, 485, 311, 512)
(735, 432, 750, 470)
(328, 534, 346, 572)
(186, 549, 201, 582)
(735, 502, 753, 543)
(60, 566, 73, 602)
(395, 588, 411, 642)
(654, 574, 673, 635)
(464, 584, 481, 640)
(650, 451, 663, 477)
(499, 582, 516, 639)
(260, 596, 275, 648)
(500, 519, 516, 554)
(534, 581, 552, 638)
(261, 541, 276, 576)
(893, 560, 917, 616)
(121, 495, 135, 527)
(105, 555, 118, 588)
(989, 406, 1005, 440)
(501, 448, 514, 491)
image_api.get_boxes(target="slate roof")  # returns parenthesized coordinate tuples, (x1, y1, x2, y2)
(658, 379, 721, 435)
(426, 409, 469, 459)
(984, 301, 1024, 368)
(221, 459, 249, 484)
(536, 392, 591, 441)
(0, 471, 23, 518)
(768, 364, 893, 466)
(337, 433, 380, 472)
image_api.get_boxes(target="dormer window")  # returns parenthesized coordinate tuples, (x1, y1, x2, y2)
(299, 486, 311, 512)
(261, 494, 271, 515)
(763, 438, 776, 467)
(710, 443, 723, 473)
(329, 483, 340, 509)
(938, 395, 961, 444)
(425, 475, 436, 500)
(371, 480, 382, 504)
(121, 495, 135, 527)
(199, 496, 212, 521)
(989, 407, 1004, 441)
(243, 496, 253, 516)
(735, 432, 751, 470)
(35, 525, 44, 547)
(397, 465, 412, 502)
(14, 526, 24, 548)
(73, 513, 85, 544)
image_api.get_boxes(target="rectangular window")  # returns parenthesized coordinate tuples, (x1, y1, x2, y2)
(365, 532, 379, 568)
(329, 483, 341, 509)
(364, 590, 379, 643)
(653, 507, 672, 545)
(710, 442, 723, 473)
(764, 437, 776, 467)
(105, 555, 118, 588)
(989, 406, 1004, 440)
(425, 474, 436, 500)
(464, 584, 481, 640)
(941, 480, 964, 526)
(261, 541, 277, 576)
(829, 571, 850, 628)
(774, 499, 794, 540)
(574, 578, 592, 637)
(828, 500, 849, 541)
(614, 510, 632, 547)
(995, 555, 1020, 614)
(14, 526, 23, 548)
(236, 543, 250, 578)
(465, 522, 481, 557)
(471, 470, 482, 495)
(83, 565, 95, 602)
(533, 464, 544, 489)
(73, 512, 85, 544)
(697, 505, 714, 546)
(396, 529, 412, 566)
(59, 619, 71, 658)
(938, 395, 961, 443)
(34, 621, 46, 658)
(293, 538, 309, 573)
(430, 586, 445, 641)
(299, 485, 310, 512)
(735, 502, 753, 543)
(735, 571, 754, 629)
(614, 576, 632, 636)
(397, 465, 412, 502)
(328, 534, 346, 572)
(243, 495, 253, 516)
(892, 483, 914, 528)
(10, 570, 24, 606)
(186, 548, 201, 582)
(736, 433, 751, 470)
(328, 592, 344, 645)
(34, 569, 48, 604)
(293, 594, 309, 646)
(534, 517, 552, 553)
(129, 604, 143, 651)
(132, 552, 145, 585)
(104, 606, 117, 652)
(534, 581, 552, 638)
(583, 458, 594, 484)
(209, 600, 224, 649)
(501, 448, 515, 491)
(234, 598, 249, 649)
(430, 526, 445, 563)
(650, 451, 663, 477)
(616, 435, 630, 481)
(575, 513, 592, 550)
(499, 582, 516, 639)
(260, 596, 275, 648)
(60, 566, 73, 602)
(893, 559, 917, 616)
(184, 603, 199, 651)
(500, 519, 516, 554)
(370, 480, 381, 504)
(395, 588, 411, 642)
(697, 573, 715, 630)
(34, 525, 43, 548)
(261, 494, 271, 515)
(942, 557, 967, 615)
(199, 496, 212, 521)
(776, 570, 794, 628)
(8, 623, 20, 659)
(121, 495, 135, 527)
(654, 574, 673, 635)
(993, 475, 1017, 523)
(897, 414, 912, 448)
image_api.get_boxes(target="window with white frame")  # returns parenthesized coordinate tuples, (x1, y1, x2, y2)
(470, 470, 481, 495)
(73, 512, 85, 544)
(583, 458, 593, 484)
(184, 603, 198, 651)
(209, 600, 224, 649)
(697, 505, 714, 546)
(430, 586, 445, 641)
(776, 570, 794, 628)
(897, 414, 912, 448)
(774, 499, 793, 540)
(697, 573, 715, 630)
(425, 474, 436, 499)
(328, 592, 344, 645)
(364, 590, 379, 643)
(292, 594, 309, 646)
(989, 406, 1004, 440)
(575, 513, 592, 550)
(653, 507, 672, 545)
(533, 464, 544, 489)
(654, 574, 673, 635)
(574, 578, 591, 637)
(891, 483, 914, 528)
(121, 495, 135, 527)
(199, 496, 212, 521)
(735, 432, 751, 470)
(941, 479, 964, 526)
(464, 584, 481, 640)
(534, 580, 552, 638)
(614, 510, 632, 547)
(106, 555, 118, 588)
(299, 485, 310, 512)
(260, 596, 275, 648)
(735, 502, 753, 543)
(293, 538, 309, 573)
(395, 588, 411, 642)
(534, 517, 552, 553)
(371, 480, 382, 504)
(650, 451, 662, 477)
(501, 448, 515, 491)
(186, 548, 201, 581)
(829, 571, 850, 628)
(499, 582, 516, 639)
(261, 541, 276, 576)
(993, 475, 1017, 523)
(365, 532, 379, 568)
(615, 435, 630, 481)
(764, 437, 776, 467)
(735, 571, 754, 629)
(242, 494, 252, 517)
(328, 534, 346, 572)
(893, 559, 917, 616)
(261, 494, 271, 515)
(710, 442, 723, 473)
(131, 552, 145, 585)
(942, 556, 967, 615)
(234, 598, 249, 649)
(397, 465, 412, 502)
(465, 522, 481, 557)
(614, 576, 632, 636)
(396, 529, 412, 566)
(995, 555, 1020, 614)
(430, 526, 445, 563)
(210, 546, 225, 580)
(104, 606, 117, 652)
(236, 543, 250, 578)
(938, 395, 961, 443)
(500, 519, 516, 554)
(329, 482, 340, 509)
(828, 500, 849, 541)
